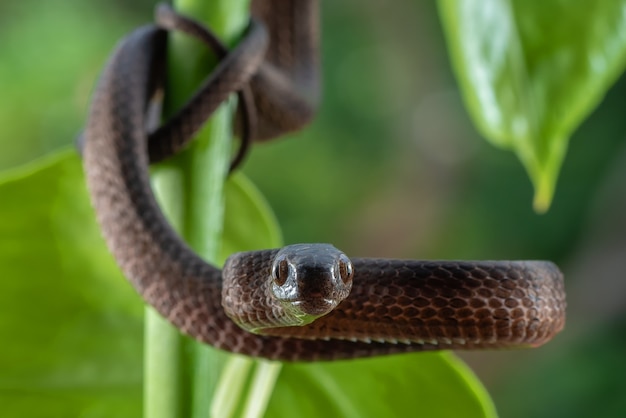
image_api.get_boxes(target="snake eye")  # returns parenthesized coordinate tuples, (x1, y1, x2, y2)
(337, 255, 354, 284)
(271, 257, 290, 287)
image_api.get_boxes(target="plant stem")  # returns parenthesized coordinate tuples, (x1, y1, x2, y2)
(210, 356, 255, 418)
(146, 1, 251, 417)
(241, 362, 282, 418)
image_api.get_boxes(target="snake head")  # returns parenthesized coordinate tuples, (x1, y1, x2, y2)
(270, 244, 354, 324)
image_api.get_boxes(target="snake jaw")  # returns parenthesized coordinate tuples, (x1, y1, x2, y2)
(292, 298, 340, 317)
(279, 299, 338, 327)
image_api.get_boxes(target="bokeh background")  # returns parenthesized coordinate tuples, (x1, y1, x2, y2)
(2, 0, 625, 416)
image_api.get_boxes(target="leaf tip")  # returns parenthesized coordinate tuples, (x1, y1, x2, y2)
(532, 175, 554, 214)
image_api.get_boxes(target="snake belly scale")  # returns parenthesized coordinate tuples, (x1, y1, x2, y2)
(80, 1, 566, 361)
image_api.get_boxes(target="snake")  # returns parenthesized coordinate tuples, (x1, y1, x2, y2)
(80, 1, 566, 362)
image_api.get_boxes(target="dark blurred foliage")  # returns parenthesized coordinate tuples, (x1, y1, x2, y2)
(1, 0, 625, 416)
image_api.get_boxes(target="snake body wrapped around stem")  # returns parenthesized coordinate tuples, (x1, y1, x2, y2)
(80, 2, 566, 361)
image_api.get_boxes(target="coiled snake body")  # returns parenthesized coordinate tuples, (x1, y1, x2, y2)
(81, 1, 566, 361)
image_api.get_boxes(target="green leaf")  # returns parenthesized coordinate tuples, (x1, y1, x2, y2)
(220, 172, 283, 259)
(438, 0, 626, 211)
(269, 352, 496, 418)
(0, 150, 143, 417)
(0, 150, 281, 416)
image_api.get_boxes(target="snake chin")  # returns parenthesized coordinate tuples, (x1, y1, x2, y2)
(292, 298, 338, 317)
(276, 298, 338, 327)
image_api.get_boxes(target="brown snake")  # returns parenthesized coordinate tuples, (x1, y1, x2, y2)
(80, 1, 566, 361)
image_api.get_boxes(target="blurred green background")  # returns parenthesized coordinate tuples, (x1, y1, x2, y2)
(1, 0, 625, 416)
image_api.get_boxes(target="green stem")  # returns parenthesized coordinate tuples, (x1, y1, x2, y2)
(210, 356, 255, 418)
(241, 362, 282, 418)
(146, 1, 251, 417)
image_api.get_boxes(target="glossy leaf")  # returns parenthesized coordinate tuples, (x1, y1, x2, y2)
(270, 352, 496, 418)
(0, 151, 281, 416)
(0, 151, 143, 417)
(438, 0, 626, 210)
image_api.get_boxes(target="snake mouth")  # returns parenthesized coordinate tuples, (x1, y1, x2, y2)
(292, 298, 338, 317)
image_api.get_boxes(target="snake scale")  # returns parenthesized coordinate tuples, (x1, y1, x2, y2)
(80, 1, 566, 361)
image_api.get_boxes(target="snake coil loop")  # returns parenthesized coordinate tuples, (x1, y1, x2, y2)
(79, 2, 566, 361)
